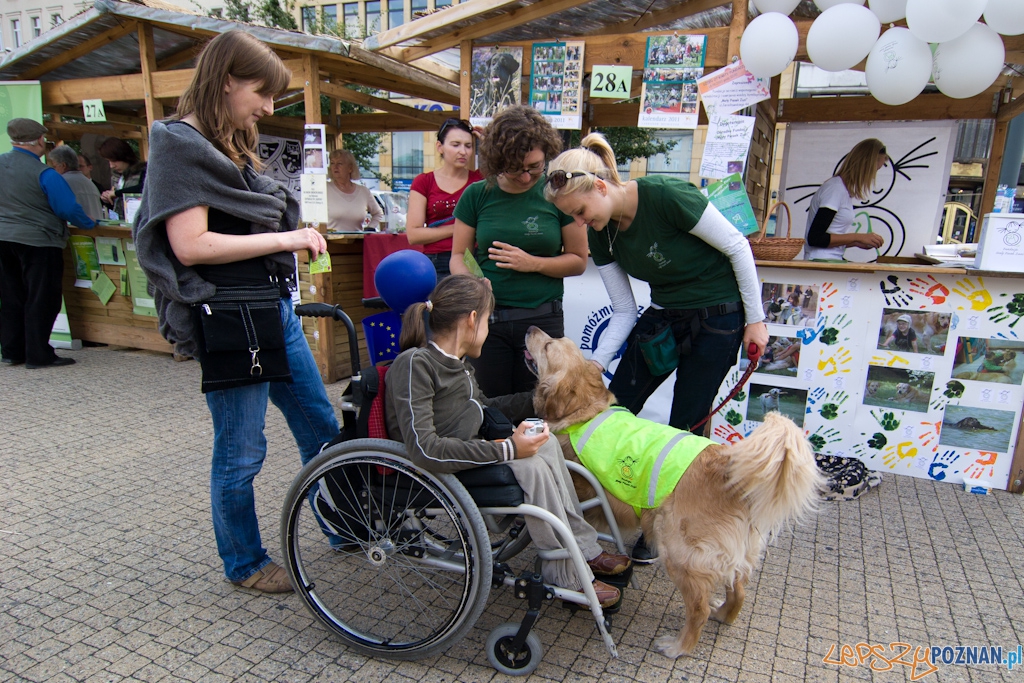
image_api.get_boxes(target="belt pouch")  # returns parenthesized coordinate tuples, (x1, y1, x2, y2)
(194, 285, 292, 393)
(637, 320, 678, 376)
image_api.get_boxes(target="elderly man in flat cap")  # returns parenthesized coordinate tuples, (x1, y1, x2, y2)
(0, 118, 96, 368)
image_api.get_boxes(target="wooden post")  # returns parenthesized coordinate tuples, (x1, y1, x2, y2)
(727, 0, 747, 61)
(302, 54, 336, 383)
(460, 39, 475, 170)
(979, 119, 1010, 236)
(137, 24, 164, 127)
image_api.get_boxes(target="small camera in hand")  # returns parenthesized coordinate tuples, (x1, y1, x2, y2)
(524, 418, 546, 436)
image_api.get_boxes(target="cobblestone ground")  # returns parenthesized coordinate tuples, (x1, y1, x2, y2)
(2, 346, 1023, 682)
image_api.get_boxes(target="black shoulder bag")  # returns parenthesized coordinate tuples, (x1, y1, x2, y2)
(192, 285, 292, 393)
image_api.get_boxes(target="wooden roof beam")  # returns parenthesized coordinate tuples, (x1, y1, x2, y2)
(388, 0, 592, 63)
(586, 0, 730, 37)
(778, 92, 996, 123)
(156, 43, 199, 70)
(22, 21, 137, 80)
(319, 79, 445, 124)
(363, 0, 524, 51)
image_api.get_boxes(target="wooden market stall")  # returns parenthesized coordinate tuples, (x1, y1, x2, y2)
(355, 0, 1024, 492)
(0, 0, 458, 376)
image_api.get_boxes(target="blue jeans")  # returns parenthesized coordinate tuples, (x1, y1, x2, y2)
(609, 307, 744, 434)
(205, 300, 339, 583)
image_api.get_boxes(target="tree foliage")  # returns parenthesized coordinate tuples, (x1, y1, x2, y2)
(221, 0, 295, 29)
(568, 126, 678, 165)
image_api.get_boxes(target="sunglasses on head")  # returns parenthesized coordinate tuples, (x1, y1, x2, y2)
(546, 169, 594, 190)
(438, 117, 472, 139)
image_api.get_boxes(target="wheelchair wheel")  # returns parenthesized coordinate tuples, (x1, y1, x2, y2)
(486, 622, 543, 676)
(281, 439, 492, 659)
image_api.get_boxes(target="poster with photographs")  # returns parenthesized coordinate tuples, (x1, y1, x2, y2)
(470, 46, 523, 127)
(302, 124, 327, 175)
(528, 41, 584, 129)
(706, 266, 1024, 491)
(638, 34, 705, 129)
(258, 133, 302, 198)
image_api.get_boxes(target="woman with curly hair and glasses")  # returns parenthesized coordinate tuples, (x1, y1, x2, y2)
(406, 118, 483, 278)
(448, 105, 586, 397)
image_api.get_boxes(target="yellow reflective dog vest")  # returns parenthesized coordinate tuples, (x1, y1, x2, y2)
(565, 407, 713, 517)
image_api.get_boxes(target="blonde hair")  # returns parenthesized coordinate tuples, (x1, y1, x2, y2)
(176, 31, 290, 170)
(837, 138, 887, 202)
(543, 132, 623, 203)
(329, 148, 360, 180)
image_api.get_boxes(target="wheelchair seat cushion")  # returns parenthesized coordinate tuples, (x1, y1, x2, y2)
(455, 464, 524, 507)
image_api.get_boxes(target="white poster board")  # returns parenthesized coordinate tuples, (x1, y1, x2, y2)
(779, 121, 957, 260)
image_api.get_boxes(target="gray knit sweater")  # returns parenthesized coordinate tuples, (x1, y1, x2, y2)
(132, 120, 299, 356)
(385, 343, 535, 473)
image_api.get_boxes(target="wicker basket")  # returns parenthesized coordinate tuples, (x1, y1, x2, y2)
(748, 201, 804, 261)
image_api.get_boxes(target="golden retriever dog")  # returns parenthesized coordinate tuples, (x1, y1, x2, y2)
(524, 327, 823, 658)
(889, 382, 925, 403)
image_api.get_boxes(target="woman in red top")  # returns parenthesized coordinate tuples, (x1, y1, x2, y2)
(406, 118, 483, 278)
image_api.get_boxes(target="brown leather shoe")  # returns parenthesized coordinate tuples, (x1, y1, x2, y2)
(592, 580, 621, 608)
(232, 561, 293, 593)
(588, 550, 632, 576)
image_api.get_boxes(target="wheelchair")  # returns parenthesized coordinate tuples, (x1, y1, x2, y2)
(281, 303, 635, 675)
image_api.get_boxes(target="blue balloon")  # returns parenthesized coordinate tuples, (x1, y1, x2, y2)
(374, 249, 437, 315)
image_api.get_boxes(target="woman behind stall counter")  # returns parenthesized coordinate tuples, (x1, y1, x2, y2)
(803, 138, 887, 261)
(326, 148, 383, 232)
(406, 118, 483, 278)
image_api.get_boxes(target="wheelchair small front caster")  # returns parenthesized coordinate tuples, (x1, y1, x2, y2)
(486, 622, 543, 676)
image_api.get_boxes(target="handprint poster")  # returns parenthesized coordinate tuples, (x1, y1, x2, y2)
(778, 121, 957, 260)
(708, 267, 1024, 491)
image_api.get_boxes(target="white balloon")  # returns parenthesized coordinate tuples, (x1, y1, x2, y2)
(739, 12, 799, 79)
(933, 23, 1006, 99)
(984, 0, 1024, 36)
(906, 0, 986, 44)
(814, 0, 864, 10)
(867, 0, 907, 23)
(807, 4, 881, 72)
(865, 27, 932, 105)
(753, 0, 800, 14)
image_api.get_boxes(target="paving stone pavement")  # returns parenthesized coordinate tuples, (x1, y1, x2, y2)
(2, 346, 1024, 683)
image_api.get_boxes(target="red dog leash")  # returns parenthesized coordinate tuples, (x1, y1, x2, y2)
(691, 343, 761, 431)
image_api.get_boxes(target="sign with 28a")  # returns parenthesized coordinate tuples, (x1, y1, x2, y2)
(83, 99, 106, 122)
(589, 65, 632, 99)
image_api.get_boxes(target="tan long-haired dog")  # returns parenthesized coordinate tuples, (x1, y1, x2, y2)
(525, 327, 823, 658)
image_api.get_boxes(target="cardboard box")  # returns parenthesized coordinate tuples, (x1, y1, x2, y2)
(973, 213, 1024, 272)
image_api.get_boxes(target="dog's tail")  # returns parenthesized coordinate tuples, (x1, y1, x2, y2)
(722, 412, 824, 536)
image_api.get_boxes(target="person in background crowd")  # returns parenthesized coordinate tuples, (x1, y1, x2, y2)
(326, 148, 383, 232)
(543, 132, 767, 564)
(77, 153, 106, 195)
(0, 118, 96, 368)
(49, 146, 102, 221)
(406, 118, 483, 278)
(98, 137, 147, 219)
(449, 105, 585, 397)
(803, 138, 887, 260)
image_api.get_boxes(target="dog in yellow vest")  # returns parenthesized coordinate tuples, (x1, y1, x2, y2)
(525, 326, 823, 659)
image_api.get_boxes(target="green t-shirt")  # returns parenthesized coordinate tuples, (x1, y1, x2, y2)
(589, 175, 740, 310)
(453, 178, 572, 308)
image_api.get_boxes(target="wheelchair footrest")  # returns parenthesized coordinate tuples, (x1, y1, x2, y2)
(595, 564, 633, 590)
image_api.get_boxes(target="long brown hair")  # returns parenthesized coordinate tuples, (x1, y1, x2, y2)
(176, 31, 290, 169)
(837, 138, 887, 202)
(400, 275, 494, 351)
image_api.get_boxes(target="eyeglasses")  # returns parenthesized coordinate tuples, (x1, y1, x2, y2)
(546, 169, 594, 190)
(438, 117, 472, 140)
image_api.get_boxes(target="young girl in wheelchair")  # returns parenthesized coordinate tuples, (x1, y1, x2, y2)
(384, 274, 630, 607)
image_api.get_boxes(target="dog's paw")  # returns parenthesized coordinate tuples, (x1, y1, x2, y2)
(653, 634, 688, 659)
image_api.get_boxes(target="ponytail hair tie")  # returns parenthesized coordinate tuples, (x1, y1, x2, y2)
(425, 300, 433, 312)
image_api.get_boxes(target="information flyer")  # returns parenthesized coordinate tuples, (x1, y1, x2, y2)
(704, 173, 758, 236)
(696, 60, 771, 121)
(699, 114, 755, 179)
(528, 41, 585, 129)
(638, 34, 706, 129)
(122, 239, 157, 317)
(70, 235, 100, 288)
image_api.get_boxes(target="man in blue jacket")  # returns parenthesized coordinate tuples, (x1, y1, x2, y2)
(0, 118, 96, 368)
